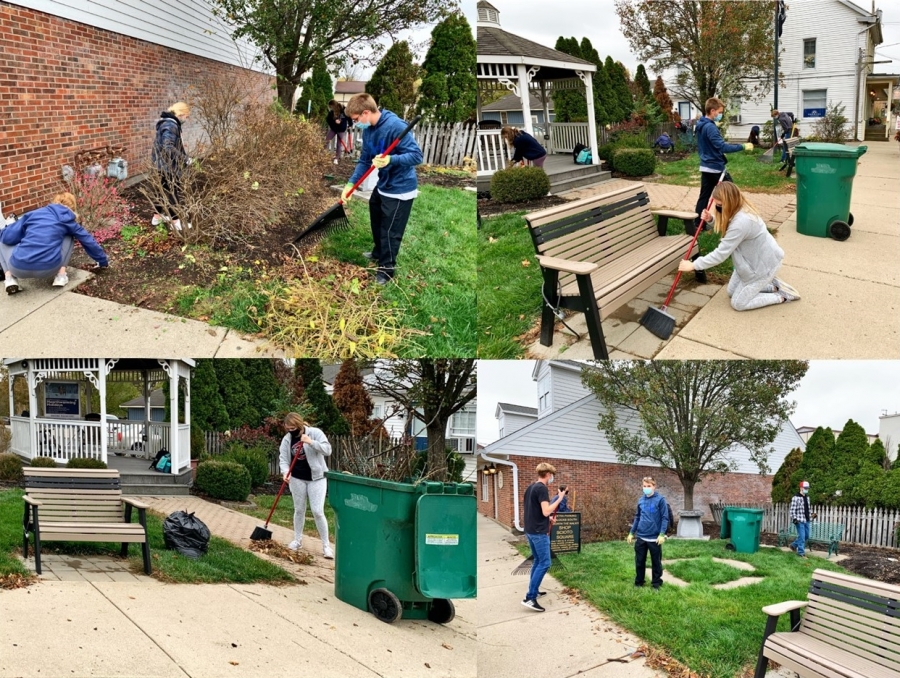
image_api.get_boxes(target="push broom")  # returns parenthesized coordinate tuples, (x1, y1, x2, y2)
(639, 169, 727, 340)
(293, 115, 422, 244)
(250, 445, 303, 541)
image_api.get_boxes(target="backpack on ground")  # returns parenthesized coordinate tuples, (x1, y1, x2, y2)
(572, 142, 588, 164)
(575, 148, 593, 165)
(154, 451, 172, 473)
(149, 447, 169, 470)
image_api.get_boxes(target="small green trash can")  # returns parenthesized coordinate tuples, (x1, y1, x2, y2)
(792, 142, 867, 240)
(327, 471, 477, 624)
(720, 507, 764, 554)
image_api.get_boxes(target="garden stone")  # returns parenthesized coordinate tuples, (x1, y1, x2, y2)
(675, 510, 709, 540)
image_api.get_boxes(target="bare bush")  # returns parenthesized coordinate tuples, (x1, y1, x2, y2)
(188, 69, 271, 149)
(579, 479, 636, 543)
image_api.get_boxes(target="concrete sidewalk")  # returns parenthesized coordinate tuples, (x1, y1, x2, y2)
(477, 514, 662, 678)
(2, 496, 476, 678)
(0, 270, 284, 357)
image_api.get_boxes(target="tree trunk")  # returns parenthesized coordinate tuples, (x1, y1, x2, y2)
(426, 420, 449, 482)
(682, 479, 696, 511)
(276, 76, 296, 112)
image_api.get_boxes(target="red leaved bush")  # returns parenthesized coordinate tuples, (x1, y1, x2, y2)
(69, 171, 133, 243)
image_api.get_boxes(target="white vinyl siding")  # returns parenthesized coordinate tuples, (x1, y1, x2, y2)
(9, 0, 263, 70)
(548, 365, 590, 413)
(537, 375, 551, 415)
(500, 412, 538, 438)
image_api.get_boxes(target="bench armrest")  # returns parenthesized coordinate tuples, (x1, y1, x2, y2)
(23, 495, 43, 506)
(123, 497, 150, 510)
(762, 600, 808, 617)
(535, 255, 599, 276)
(651, 209, 698, 221)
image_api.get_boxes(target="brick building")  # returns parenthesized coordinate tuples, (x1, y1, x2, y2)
(478, 360, 805, 532)
(0, 0, 271, 215)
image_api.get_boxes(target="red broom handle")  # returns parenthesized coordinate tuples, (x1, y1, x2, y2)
(341, 115, 422, 203)
(263, 437, 304, 529)
(661, 170, 727, 309)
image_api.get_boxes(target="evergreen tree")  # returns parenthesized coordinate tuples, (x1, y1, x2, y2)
(191, 360, 230, 432)
(634, 64, 652, 100)
(771, 447, 803, 504)
(605, 57, 633, 123)
(796, 427, 835, 504)
(883, 468, 900, 509)
(294, 359, 349, 434)
(552, 37, 588, 122)
(653, 76, 675, 121)
(867, 438, 889, 469)
(332, 359, 375, 435)
(214, 360, 259, 430)
(849, 462, 888, 508)
(417, 12, 476, 122)
(578, 38, 609, 126)
(893, 450, 900, 471)
(242, 360, 284, 425)
(366, 41, 420, 119)
(294, 59, 334, 121)
(831, 420, 871, 504)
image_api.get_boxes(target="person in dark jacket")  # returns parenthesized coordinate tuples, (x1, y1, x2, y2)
(501, 126, 548, 168)
(342, 94, 423, 286)
(747, 125, 761, 147)
(691, 97, 753, 236)
(324, 100, 351, 164)
(653, 132, 675, 153)
(771, 110, 796, 164)
(0, 192, 108, 294)
(626, 476, 669, 590)
(151, 101, 191, 231)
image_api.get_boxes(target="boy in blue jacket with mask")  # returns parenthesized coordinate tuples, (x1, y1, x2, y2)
(627, 476, 669, 591)
(342, 94, 423, 286)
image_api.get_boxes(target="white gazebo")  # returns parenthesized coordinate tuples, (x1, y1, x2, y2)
(476, 0, 600, 179)
(5, 359, 194, 474)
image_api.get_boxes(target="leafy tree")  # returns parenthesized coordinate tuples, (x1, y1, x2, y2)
(581, 360, 809, 510)
(849, 462, 887, 508)
(332, 359, 375, 435)
(214, 360, 259, 430)
(373, 359, 476, 481)
(294, 359, 349, 434)
(552, 38, 588, 122)
(294, 58, 333, 121)
(771, 447, 803, 504)
(653, 76, 675, 121)
(634, 64, 652, 100)
(882, 468, 900, 509)
(191, 360, 230, 431)
(795, 427, 836, 504)
(893, 450, 900, 472)
(210, 0, 449, 110)
(366, 41, 420, 119)
(242, 360, 285, 424)
(867, 438, 889, 469)
(615, 0, 774, 114)
(417, 12, 476, 123)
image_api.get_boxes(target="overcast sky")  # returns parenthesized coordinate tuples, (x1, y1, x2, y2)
(477, 361, 900, 446)
(485, 0, 900, 83)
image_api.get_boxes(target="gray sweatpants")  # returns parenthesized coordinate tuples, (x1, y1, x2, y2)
(288, 477, 329, 545)
(727, 271, 783, 311)
(0, 236, 74, 279)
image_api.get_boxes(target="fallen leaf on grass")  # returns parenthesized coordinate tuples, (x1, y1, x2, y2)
(488, 236, 497, 243)
(521, 260, 531, 267)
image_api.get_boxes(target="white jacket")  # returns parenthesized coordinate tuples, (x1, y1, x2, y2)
(694, 209, 784, 283)
(278, 426, 332, 481)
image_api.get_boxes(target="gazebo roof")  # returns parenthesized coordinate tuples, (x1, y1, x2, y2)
(478, 26, 596, 70)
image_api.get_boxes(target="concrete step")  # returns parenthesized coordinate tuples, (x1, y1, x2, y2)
(550, 170, 613, 193)
(120, 473, 192, 486)
(546, 164, 608, 183)
(122, 483, 191, 496)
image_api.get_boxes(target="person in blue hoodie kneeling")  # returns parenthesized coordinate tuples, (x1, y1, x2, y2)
(342, 94, 423, 286)
(0, 192, 108, 295)
(627, 476, 669, 591)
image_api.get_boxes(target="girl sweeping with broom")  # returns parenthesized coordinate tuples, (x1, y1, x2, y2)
(677, 182, 800, 311)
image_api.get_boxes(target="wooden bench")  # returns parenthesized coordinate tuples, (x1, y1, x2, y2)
(754, 568, 900, 678)
(526, 183, 698, 359)
(22, 467, 152, 575)
(777, 521, 844, 558)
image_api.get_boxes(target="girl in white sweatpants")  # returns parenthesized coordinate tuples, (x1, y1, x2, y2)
(679, 182, 800, 311)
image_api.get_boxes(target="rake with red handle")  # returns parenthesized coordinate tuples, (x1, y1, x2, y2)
(250, 441, 303, 541)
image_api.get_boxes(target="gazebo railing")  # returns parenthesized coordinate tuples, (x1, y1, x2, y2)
(477, 129, 511, 176)
(31, 419, 104, 463)
(9, 416, 32, 458)
(549, 122, 590, 154)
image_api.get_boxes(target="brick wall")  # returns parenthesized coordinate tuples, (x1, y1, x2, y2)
(479, 456, 775, 531)
(0, 2, 272, 215)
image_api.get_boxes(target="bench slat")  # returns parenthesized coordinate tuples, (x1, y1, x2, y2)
(814, 569, 898, 599)
(24, 468, 120, 477)
(802, 612, 900, 667)
(532, 194, 653, 248)
(526, 183, 644, 226)
(27, 488, 122, 496)
(765, 634, 897, 678)
(541, 212, 659, 266)
(40, 532, 147, 543)
(806, 598, 900, 636)
(533, 197, 657, 252)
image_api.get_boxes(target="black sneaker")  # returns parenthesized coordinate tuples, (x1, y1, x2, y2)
(521, 598, 545, 612)
(375, 272, 392, 286)
(536, 590, 547, 597)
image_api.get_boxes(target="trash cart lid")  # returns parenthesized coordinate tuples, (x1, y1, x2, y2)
(415, 493, 477, 599)
(793, 142, 867, 158)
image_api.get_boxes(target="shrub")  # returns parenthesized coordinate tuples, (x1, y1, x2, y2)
(0, 423, 10, 454)
(66, 458, 108, 469)
(191, 426, 206, 460)
(29, 457, 58, 468)
(579, 479, 635, 542)
(195, 460, 251, 501)
(810, 101, 849, 143)
(597, 143, 614, 162)
(613, 148, 656, 177)
(67, 171, 133, 243)
(0, 452, 24, 481)
(489, 165, 550, 203)
(220, 444, 269, 487)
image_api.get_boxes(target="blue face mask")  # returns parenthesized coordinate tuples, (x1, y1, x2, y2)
(355, 121, 371, 130)
(643, 487, 653, 496)
(714, 113, 723, 122)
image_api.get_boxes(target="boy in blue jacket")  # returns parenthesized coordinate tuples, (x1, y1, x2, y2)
(692, 97, 754, 236)
(626, 476, 669, 591)
(0, 192, 108, 294)
(342, 94, 423, 285)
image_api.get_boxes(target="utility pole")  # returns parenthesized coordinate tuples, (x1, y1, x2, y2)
(774, 0, 779, 111)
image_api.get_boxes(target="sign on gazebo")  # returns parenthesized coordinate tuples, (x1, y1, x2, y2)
(44, 381, 80, 419)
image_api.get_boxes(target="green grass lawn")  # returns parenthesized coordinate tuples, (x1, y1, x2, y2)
(654, 149, 797, 193)
(235, 494, 336, 545)
(321, 184, 476, 357)
(0, 489, 294, 584)
(543, 538, 845, 678)
(664, 555, 751, 586)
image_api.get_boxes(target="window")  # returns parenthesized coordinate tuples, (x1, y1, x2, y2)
(538, 375, 551, 412)
(803, 39, 816, 69)
(802, 89, 827, 118)
(481, 470, 489, 501)
(450, 402, 476, 438)
(371, 403, 383, 419)
(499, 427, 504, 438)
(678, 102, 691, 122)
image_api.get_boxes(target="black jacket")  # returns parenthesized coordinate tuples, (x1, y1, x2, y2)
(152, 111, 187, 175)
(326, 107, 349, 134)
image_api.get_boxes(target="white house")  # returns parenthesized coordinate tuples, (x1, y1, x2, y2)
(733, 0, 898, 141)
(878, 412, 900, 462)
(796, 424, 879, 445)
(480, 92, 555, 127)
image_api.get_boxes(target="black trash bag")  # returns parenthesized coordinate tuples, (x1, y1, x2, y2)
(162, 510, 211, 559)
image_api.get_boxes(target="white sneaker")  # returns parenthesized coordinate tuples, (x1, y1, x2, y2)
(333, 158, 339, 165)
(172, 219, 183, 231)
(323, 545, 334, 559)
(5, 277, 20, 294)
(151, 214, 171, 226)
(52, 274, 68, 287)
(287, 540, 301, 551)
(775, 279, 801, 301)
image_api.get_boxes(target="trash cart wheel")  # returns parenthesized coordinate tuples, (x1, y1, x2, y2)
(427, 598, 456, 625)
(368, 588, 403, 624)
(847, 212, 854, 226)
(829, 220, 851, 241)
(725, 542, 736, 551)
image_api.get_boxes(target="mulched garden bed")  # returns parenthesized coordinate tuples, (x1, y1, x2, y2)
(478, 194, 571, 218)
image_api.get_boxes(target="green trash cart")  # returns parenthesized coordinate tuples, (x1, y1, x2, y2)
(792, 142, 867, 240)
(720, 507, 764, 554)
(327, 471, 477, 624)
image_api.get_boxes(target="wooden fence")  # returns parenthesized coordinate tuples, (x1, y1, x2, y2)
(346, 122, 476, 167)
(709, 502, 900, 549)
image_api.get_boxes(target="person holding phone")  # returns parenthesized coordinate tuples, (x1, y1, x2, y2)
(521, 463, 568, 612)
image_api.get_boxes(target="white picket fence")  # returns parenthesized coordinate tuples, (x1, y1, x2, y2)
(347, 122, 476, 167)
(710, 502, 900, 549)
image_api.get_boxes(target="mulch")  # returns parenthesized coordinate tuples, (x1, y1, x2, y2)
(478, 194, 571, 218)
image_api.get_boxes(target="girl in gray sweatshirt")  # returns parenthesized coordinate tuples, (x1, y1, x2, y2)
(678, 182, 800, 311)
